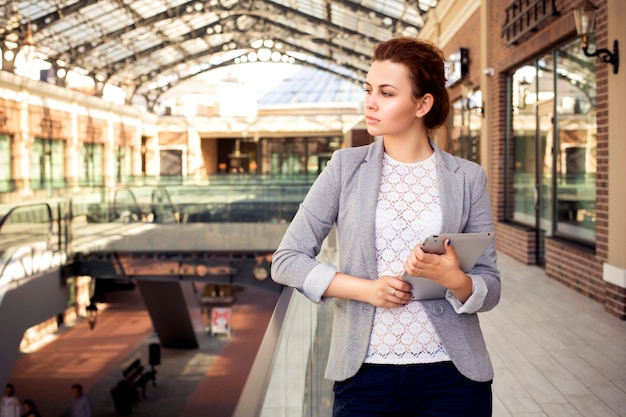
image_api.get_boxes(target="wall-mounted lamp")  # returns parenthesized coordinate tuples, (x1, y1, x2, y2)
(85, 277, 98, 330)
(86, 299, 98, 330)
(573, 1, 619, 74)
(461, 84, 485, 118)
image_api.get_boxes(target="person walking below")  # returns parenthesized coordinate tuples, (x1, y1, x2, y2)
(1, 384, 21, 417)
(271, 37, 501, 417)
(20, 400, 41, 417)
(69, 384, 92, 417)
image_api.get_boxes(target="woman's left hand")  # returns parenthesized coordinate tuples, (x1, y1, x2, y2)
(403, 239, 473, 302)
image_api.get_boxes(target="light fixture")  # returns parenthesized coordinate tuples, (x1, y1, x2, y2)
(122, 75, 134, 104)
(22, 19, 36, 66)
(257, 48, 271, 62)
(461, 84, 484, 117)
(86, 299, 98, 330)
(573, 1, 619, 74)
(19, 0, 37, 68)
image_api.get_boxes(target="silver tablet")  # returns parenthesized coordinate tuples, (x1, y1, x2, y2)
(402, 232, 494, 300)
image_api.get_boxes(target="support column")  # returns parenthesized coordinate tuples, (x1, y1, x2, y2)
(187, 127, 202, 178)
(603, 0, 626, 316)
(136, 280, 199, 349)
(479, 0, 493, 184)
(17, 96, 31, 195)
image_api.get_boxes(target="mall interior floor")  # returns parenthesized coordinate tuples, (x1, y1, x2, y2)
(7, 283, 278, 417)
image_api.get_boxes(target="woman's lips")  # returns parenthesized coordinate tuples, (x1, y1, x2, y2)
(366, 116, 379, 124)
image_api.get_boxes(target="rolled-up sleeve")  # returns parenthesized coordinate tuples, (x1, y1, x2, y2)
(445, 274, 487, 314)
(271, 151, 342, 302)
(302, 263, 338, 303)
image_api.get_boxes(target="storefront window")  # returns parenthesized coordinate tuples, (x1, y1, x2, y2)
(31, 138, 66, 192)
(79, 143, 104, 187)
(116, 145, 133, 183)
(554, 41, 596, 242)
(262, 137, 340, 176)
(0, 135, 11, 192)
(450, 90, 482, 163)
(509, 38, 596, 247)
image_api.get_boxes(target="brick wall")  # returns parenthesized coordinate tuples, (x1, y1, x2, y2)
(77, 115, 107, 144)
(487, 0, 622, 318)
(604, 282, 626, 320)
(545, 238, 603, 300)
(158, 131, 188, 146)
(494, 222, 536, 265)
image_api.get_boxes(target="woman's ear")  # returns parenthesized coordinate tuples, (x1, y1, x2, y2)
(415, 93, 434, 118)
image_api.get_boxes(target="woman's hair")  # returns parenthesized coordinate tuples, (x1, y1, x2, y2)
(372, 37, 450, 130)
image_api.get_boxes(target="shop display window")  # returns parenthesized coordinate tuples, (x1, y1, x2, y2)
(79, 143, 104, 187)
(508, 38, 596, 250)
(31, 138, 66, 192)
(0, 135, 11, 192)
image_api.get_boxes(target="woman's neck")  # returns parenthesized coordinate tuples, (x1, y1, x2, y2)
(383, 135, 433, 163)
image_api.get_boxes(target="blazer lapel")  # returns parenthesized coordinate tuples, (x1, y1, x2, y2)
(433, 144, 463, 233)
(358, 140, 384, 279)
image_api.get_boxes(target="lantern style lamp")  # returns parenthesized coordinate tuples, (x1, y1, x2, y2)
(21, 21, 36, 67)
(86, 299, 98, 330)
(573, 1, 619, 74)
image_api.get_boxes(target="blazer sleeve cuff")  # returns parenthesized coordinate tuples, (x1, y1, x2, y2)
(302, 263, 337, 303)
(445, 275, 487, 314)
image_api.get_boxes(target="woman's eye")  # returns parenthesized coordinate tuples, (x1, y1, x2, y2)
(381, 91, 392, 97)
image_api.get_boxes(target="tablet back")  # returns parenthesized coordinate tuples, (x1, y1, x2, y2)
(403, 232, 494, 300)
(421, 232, 494, 273)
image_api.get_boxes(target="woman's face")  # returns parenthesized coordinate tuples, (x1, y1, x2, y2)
(363, 60, 421, 138)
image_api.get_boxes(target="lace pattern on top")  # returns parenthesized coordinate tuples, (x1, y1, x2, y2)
(365, 152, 450, 364)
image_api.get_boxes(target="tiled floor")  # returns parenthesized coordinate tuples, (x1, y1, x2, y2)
(485, 254, 626, 417)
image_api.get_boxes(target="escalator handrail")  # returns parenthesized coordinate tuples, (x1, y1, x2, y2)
(0, 202, 56, 281)
(0, 202, 54, 234)
(112, 187, 142, 218)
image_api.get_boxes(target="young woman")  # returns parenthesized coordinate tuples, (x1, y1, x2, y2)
(271, 37, 500, 416)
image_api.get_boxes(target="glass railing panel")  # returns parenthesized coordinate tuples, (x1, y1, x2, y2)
(231, 289, 333, 417)
(263, 290, 316, 417)
(258, 294, 334, 417)
(302, 303, 334, 416)
(235, 231, 337, 417)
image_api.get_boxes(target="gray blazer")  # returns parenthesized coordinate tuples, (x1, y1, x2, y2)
(271, 139, 501, 382)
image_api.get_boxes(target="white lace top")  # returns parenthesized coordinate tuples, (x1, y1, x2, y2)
(364, 152, 450, 364)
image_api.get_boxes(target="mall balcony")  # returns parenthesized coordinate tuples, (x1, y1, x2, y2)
(2, 0, 626, 415)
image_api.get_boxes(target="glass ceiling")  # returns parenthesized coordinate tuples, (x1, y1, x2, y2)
(1, 0, 438, 108)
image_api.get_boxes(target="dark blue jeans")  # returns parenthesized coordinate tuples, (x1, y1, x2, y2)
(332, 362, 492, 417)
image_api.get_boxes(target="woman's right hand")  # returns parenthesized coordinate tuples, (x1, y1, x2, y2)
(367, 275, 413, 308)
(324, 272, 413, 308)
